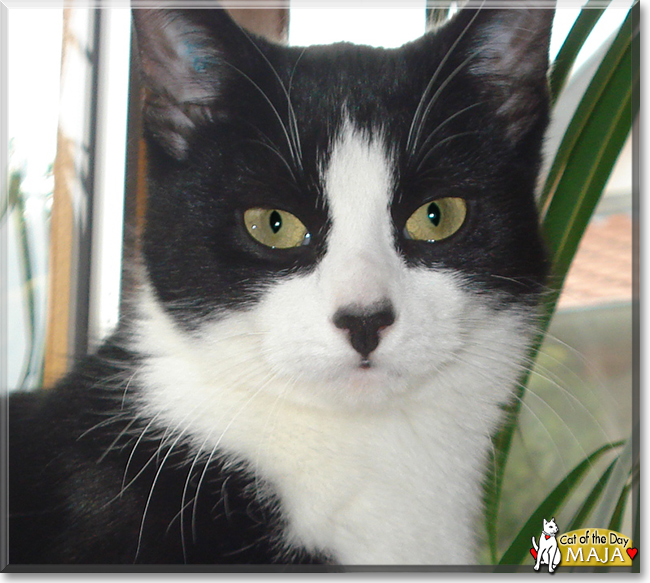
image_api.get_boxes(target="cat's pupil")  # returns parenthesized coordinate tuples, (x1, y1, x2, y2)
(269, 211, 282, 234)
(427, 203, 441, 227)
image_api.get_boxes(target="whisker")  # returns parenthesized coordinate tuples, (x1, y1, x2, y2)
(121, 369, 139, 410)
(406, 6, 483, 160)
(526, 366, 615, 445)
(411, 50, 481, 164)
(288, 47, 308, 100)
(459, 328, 619, 445)
(135, 426, 192, 561)
(415, 130, 482, 173)
(178, 430, 218, 561)
(76, 411, 131, 440)
(413, 101, 485, 168)
(96, 417, 139, 465)
(191, 370, 276, 541)
(454, 337, 620, 483)
(251, 372, 300, 498)
(120, 414, 163, 494)
(541, 329, 627, 411)
(221, 59, 300, 173)
(453, 350, 573, 476)
(242, 137, 298, 184)
(234, 23, 304, 166)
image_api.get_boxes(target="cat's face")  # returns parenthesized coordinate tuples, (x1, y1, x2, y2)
(133, 8, 551, 409)
(543, 518, 559, 535)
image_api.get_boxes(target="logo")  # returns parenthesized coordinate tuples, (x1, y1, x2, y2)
(530, 520, 638, 571)
(531, 518, 562, 572)
(557, 528, 637, 567)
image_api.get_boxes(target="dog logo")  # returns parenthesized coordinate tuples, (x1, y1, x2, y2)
(531, 518, 562, 573)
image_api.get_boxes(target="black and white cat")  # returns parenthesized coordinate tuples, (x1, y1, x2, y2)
(9, 7, 553, 566)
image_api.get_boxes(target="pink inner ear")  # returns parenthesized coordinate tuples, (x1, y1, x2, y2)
(470, 10, 553, 81)
(135, 10, 222, 104)
(465, 9, 553, 144)
(133, 9, 223, 159)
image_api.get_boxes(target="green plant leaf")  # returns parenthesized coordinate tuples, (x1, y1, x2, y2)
(497, 441, 624, 566)
(484, 10, 638, 562)
(549, 0, 609, 104)
(591, 434, 636, 528)
(539, 7, 635, 216)
(542, 62, 635, 294)
(566, 458, 616, 531)
(607, 482, 631, 533)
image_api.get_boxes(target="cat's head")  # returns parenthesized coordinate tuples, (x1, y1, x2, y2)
(543, 518, 559, 535)
(132, 8, 552, 409)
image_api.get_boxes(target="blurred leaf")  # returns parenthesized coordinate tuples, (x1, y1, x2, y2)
(10, 175, 38, 390)
(567, 458, 616, 531)
(2, 168, 23, 223)
(498, 441, 623, 566)
(426, 1, 455, 28)
(607, 482, 631, 533)
(591, 434, 635, 528)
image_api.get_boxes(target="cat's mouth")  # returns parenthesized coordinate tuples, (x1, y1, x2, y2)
(359, 358, 372, 369)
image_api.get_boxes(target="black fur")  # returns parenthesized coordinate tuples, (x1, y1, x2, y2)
(8, 7, 552, 566)
(140, 8, 550, 325)
(9, 338, 326, 565)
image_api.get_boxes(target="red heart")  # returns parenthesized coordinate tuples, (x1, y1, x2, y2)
(627, 548, 638, 560)
(530, 548, 538, 560)
(545, 535, 551, 539)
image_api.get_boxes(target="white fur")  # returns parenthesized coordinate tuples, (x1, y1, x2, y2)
(132, 122, 536, 564)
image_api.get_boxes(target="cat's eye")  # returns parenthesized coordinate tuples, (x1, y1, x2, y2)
(244, 208, 310, 249)
(404, 198, 467, 242)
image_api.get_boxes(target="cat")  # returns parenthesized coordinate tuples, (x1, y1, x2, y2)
(532, 518, 562, 572)
(8, 6, 553, 566)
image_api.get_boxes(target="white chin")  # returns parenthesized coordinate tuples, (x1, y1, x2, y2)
(283, 359, 413, 409)
(346, 362, 404, 389)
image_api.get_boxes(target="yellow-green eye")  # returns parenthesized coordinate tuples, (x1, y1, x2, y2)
(244, 208, 310, 249)
(404, 198, 467, 242)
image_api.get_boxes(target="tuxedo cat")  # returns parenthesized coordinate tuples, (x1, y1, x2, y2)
(9, 7, 553, 566)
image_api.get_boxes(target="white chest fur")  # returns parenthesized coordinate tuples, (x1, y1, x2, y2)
(132, 283, 529, 565)
(256, 400, 489, 565)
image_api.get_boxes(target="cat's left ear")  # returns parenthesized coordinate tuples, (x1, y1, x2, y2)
(464, 8, 555, 144)
(132, 9, 249, 160)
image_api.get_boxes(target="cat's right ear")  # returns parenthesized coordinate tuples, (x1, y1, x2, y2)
(441, 7, 554, 146)
(132, 9, 240, 160)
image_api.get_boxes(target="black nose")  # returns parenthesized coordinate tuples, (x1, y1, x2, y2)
(333, 303, 396, 358)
